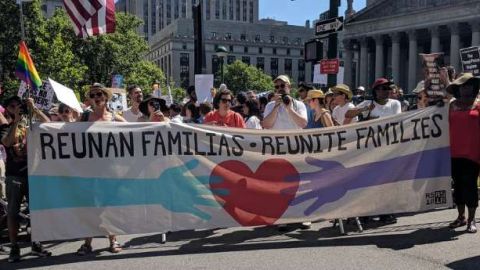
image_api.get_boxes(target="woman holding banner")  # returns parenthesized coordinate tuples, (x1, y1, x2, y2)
(447, 73, 480, 233)
(77, 84, 125, 256)
(305, 89, 334, 128)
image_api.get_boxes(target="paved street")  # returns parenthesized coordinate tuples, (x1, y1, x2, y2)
(0, 208, 479, 270)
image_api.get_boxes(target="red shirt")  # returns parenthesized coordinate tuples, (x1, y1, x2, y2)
(204, 110, 246, 128)
(449, 104, 480, 164)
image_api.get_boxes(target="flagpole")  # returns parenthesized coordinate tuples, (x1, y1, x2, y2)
(18, 0, 32, 128)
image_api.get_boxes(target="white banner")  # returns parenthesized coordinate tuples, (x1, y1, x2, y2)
(28, 106, 452, 241)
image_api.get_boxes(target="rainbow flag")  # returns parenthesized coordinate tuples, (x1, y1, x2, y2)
(15, 41, 42, 89)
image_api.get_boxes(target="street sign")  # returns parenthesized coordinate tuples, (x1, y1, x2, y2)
(460, 46, 480, 76)
(320, 59, 340, 74)
(315, 16, 344, 36)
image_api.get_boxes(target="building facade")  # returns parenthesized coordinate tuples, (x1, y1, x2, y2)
(342, 0, 480, 92)
(117, 0, 314, 89)
(40, 0, 64, 18)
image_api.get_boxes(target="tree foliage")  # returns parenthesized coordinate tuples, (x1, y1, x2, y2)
(0, 0, 165, 99)
(221, 60, 274, 94)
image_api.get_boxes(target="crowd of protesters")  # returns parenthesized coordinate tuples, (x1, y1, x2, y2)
(0, 68, 479, 262)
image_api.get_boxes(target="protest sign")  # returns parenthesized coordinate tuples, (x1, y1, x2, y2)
(195, 74, 214, 103)
(111, 74, 124, 88)
(48, 78, 83, 113)
(460, 46, 480, 76)
(420, 53, 446, 100)
(28, 106, 452, 241)
(108, 88, 128, 112)
(18, 80, 55, 110)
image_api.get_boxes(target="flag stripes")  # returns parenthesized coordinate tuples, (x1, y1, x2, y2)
(63, 0, 115, 38)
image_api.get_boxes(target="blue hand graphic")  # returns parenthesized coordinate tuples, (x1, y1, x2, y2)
(30, 159, 229, 221)
(155, 159, 228, 220)
(282, 147, 451, 216)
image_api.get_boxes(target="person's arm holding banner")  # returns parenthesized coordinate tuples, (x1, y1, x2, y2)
(345, 101, 374, 118)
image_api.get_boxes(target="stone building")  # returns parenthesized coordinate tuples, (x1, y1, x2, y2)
(342, 0, 480, 92)
(116, 0, 314, 89)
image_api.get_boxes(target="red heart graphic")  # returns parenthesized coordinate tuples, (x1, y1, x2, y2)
(210, 159, 300, 226)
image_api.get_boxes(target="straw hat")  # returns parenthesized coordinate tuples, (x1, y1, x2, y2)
(446, 73, 480, 95)
(331, 84, 353, 100)
(305, 89, 325, 100)
(86, 83, 113, 100)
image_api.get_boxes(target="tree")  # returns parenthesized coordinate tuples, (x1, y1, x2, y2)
(124, 61, 165, 94)
(221, 60, 274, 94)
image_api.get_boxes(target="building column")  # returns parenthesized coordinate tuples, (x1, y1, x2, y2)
(430, 25, 441, 53)
(359, 37, 369, 88)
(391, 32, 401, 83)
(374, 35, 384, 79)
(342, 39, 354, 87)
(449, 23, 461, 72)
(470, 21, 480, 46)
(408, 30, 418, 92)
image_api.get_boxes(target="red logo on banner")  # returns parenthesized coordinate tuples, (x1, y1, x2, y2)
(320, 59, 339, 74)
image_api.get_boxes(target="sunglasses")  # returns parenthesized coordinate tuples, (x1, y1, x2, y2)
(89, 92, 104, 98)
(274, 84, 286, 89)
(376, 86, 392, 91)
(220, 98, 232, 103)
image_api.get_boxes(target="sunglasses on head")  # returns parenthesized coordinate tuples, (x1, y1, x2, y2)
(89, 92, 104, 98)
(274, 84, 286, 89)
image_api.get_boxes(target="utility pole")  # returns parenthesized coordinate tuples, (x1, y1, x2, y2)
(327, 0, 340, 86)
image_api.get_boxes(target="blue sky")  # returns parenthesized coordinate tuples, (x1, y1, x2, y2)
(259, 0, 367, 26)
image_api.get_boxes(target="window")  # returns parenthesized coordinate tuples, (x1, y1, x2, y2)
(151, 0, 156, 34)
(242, 0, 247, 21)
(236, 0, 240, 20)
(240, 34, 246, 41)
(242, 56, 250, 65)
(180, 53, 190, 88)
(283, 37, 288, 44)
(244, 46, 248, 53)
(174, 0, 179, 19)
(300, 49, 304, 56)
(273, 48, 277, 55)
(270, 35, 275, 43)
(182, 43, 187, 50)
(222, 0, 227, 20)
(255, 35, 261, 42)
(215, 0, 220, 19)
(159, 0, 164, 30)
(182, 0, 187, 18)
(296, 37, 302, 44)
(166, 0, 172, 25)
(259, 47, 263, 54)
(206, 0, 211, 20)
(287, 48, 290, 55)
(298, 59, 305, 83)
(256, 57, 264, 71)
(229, 45, 234, 52)
(271, 58, 278, 78)
(211, 32, 217, 38)
(225, 33, 232, 40)
(229, 0, 234, 20)
(227, 55, 236, 64)
(249, 0, 253, 23)
(284, 59, 292, 78)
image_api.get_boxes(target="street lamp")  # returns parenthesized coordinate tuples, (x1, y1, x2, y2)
(215, 46, 228, 84)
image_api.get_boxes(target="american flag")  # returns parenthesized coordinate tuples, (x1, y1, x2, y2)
(63, 0, 116, 38)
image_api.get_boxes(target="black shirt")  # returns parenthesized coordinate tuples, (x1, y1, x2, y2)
(0, 122, 28, 178)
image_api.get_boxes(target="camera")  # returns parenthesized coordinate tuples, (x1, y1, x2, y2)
(281, 94, 291, 105)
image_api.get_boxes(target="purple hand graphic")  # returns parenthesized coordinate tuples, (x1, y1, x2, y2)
(284, 147, 451, 216)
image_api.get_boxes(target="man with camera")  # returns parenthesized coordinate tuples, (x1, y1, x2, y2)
(262, 75, 308, 130)
(262, 75, 309, 231)
(1, 96, 51, 262)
